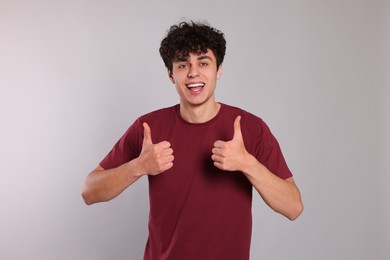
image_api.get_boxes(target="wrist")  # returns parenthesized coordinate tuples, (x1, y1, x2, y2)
(241, 154, 264, 177)
(125, 158, 147, 178)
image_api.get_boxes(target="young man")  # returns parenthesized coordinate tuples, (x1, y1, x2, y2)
(82, 21, 303, 259)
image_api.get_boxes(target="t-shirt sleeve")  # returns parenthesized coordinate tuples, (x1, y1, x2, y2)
(99, 118, 142, 170)
(255, 119, 293, 180)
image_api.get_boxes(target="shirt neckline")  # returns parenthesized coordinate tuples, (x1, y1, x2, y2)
(175, 103, 225, 127)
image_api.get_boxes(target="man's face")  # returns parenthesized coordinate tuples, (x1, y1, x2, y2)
(169, 49, 222, 108)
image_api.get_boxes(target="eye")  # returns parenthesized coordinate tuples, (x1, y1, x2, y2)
(177, 64, 188, 69)
(199, 62, 208, 67)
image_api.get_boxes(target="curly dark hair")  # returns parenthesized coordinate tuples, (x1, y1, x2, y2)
(159, 21, 226, 72)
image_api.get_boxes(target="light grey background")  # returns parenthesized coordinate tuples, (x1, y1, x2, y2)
(1, 0, 389, 259)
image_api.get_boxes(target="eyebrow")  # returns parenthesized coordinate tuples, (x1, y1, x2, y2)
(174, 57, 189, 63)
(173, 55, 213, 63)
(197, 55, 213, 61)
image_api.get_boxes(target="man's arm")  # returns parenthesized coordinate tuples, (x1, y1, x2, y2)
(212, 116, 303, 220)
(82, 161, 142, 205)
(82, 122, 174, 205)
(238, 158, 303, 220)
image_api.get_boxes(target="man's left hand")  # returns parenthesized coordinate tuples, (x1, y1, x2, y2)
(211, 116, 251, 172)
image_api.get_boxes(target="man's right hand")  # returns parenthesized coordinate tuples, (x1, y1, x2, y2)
(137, 122, 174, 175)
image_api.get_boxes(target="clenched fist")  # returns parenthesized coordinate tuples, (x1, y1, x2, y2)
(138, 122, 174, 175)
(211, 116, 250, 172)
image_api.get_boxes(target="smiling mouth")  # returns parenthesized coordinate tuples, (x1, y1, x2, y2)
(186, 83, 205, 94)
(186, 83, 205, 89)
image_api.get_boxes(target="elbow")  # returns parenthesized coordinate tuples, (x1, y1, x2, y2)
(81, 187, 95, 206)
(287, 201, 304, 221)
(81, 186, 110, 205)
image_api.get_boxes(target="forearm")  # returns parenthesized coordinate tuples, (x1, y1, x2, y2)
(82, 158, 143, 205)
(242, 155, 303, 220)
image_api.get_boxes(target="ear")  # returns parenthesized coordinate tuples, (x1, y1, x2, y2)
(217, 65, 222, 80)
(167, 70, 175, 84)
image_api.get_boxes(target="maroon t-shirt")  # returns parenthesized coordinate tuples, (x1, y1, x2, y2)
(100, 103, 292, 260)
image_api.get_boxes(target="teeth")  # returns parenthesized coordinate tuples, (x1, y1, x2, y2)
(187, 83, 205, 88)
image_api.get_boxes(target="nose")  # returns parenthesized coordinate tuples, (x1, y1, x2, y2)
(187, 65, 199, 78)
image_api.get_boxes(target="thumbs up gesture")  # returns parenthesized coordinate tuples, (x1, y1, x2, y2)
(138, 122, 174, 175)
(211, 116, 250, 172)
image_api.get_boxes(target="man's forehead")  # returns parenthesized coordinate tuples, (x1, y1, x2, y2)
(173, 50, 215, 62)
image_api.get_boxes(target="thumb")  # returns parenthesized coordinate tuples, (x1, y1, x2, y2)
(142, 122, 153, 145)
(232, 116, 243, 141)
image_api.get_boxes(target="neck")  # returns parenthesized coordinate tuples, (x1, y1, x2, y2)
(179, 101, 221, 124)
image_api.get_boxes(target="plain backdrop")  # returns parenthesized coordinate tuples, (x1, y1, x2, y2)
(0, 0, 389, 259)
